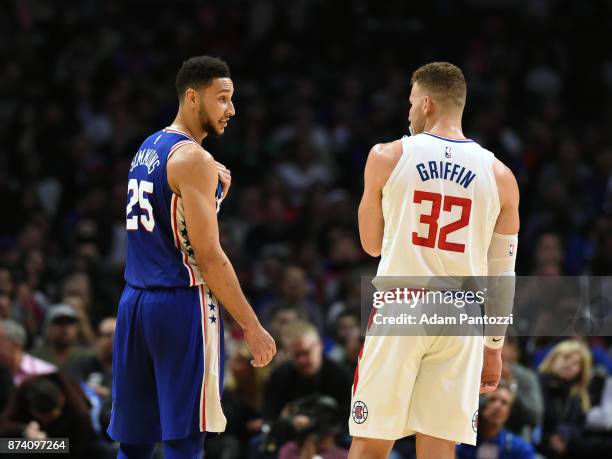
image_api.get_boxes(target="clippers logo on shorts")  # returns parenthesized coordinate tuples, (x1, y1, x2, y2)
(352, 401, 368, 424)
(472, 410, 478, 433)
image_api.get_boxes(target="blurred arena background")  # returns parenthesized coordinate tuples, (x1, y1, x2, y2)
(0, 0, 611, 458)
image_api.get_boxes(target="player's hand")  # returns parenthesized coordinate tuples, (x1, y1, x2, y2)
(215, 161, 231, 199)
(244, 322, 276, 367)
(480, 346, 502, 393)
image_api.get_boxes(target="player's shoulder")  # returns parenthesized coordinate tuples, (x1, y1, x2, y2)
(169, 142, 214, 167)
(492, 156, 517, 185)
(166, 142, 217, 193)
(492, 156, 519, 206)
(366, 139, 404, 185)
(368, 138, 403, 165)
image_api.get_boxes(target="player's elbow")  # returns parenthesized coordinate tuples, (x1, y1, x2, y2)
(193, 241, 225, 271)
(361, 239, 381, 257)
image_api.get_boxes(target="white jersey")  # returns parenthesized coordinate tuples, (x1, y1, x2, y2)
(377, 132, 500, 278)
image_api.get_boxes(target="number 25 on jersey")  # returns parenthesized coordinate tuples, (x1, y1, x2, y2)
(126, 179, 155, 231)
(412, 190, 471, 253)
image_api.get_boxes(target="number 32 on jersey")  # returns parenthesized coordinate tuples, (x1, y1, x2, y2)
(126, 179, 155, 232)
(412, 190, 471, 253)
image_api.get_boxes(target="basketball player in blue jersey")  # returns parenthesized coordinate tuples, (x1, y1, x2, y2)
(107, 56, 276, 459)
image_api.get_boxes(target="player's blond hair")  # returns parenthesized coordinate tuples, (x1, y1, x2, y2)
(411, 62, 467, 110)
(538, 339, 592, 411)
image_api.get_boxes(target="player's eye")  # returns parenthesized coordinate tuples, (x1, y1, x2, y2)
(219, 96, 226, 102)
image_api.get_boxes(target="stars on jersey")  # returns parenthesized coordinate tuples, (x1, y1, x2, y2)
(179, 219, 195, 257)
(205, 292, 217, 325)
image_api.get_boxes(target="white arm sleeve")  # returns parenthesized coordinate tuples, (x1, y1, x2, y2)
(484, 233, 518, 349)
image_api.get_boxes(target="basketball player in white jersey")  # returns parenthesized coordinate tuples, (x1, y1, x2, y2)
(348, 62, 520, 459)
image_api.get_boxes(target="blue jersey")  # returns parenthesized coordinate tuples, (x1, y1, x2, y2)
(124, 127, 222, 289)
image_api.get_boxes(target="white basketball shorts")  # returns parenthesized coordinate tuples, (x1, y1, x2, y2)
(349, 333, 483, 445)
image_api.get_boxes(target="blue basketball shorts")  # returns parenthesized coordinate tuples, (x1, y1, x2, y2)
(107, 284, 226, 443)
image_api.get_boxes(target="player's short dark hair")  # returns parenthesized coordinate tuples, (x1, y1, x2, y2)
(175, 56, 231, 100)
(411, 62, 467, 109)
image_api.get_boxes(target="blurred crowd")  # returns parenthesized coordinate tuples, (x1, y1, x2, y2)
(1, 0, 611, 458)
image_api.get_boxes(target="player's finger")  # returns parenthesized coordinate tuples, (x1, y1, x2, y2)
(215, 161, 230, 174)
(255, 351, 267, 367)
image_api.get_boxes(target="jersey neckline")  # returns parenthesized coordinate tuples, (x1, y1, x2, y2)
(163, 126, 198, 143)
(422, 132, 474, 143)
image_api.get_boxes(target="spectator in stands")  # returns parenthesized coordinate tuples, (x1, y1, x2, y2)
(0, 372, 112, 458)
(30, 304, 90, 369)
(0, 319, 56, 385)
(327, 309, 362, 374)
(501, 336, 544, 440)
(277, 395, 349, 459)
(0, 320, 57, 386)
(0, 293, 11, 319)
(261, 266, 324, 332)
(538, 340, 592, 458)
(263, 320, 352, 423)
(65, 317, 115, 400)
(267, 304, 304, 344)
(62, 293, 95, 346)
(456, 381, 535, 459)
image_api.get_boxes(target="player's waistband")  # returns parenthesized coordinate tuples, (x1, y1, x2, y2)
(124, 281, 206, 292)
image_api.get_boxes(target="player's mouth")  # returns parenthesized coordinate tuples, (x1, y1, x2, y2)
(219, 119, 228, 128)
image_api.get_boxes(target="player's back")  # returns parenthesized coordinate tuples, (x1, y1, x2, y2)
(124, 127, 214, 289)
(377, 132, 500, 279)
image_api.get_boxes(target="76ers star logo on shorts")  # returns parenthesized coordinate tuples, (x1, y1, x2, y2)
(472, 410, 478, 433)
(352, 401, 368, 424)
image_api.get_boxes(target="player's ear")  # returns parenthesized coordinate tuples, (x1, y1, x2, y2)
(184, 88, 198, 107)
(423, 96, 433, 115)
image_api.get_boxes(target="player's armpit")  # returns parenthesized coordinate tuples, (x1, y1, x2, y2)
(358, 143, 398, 257)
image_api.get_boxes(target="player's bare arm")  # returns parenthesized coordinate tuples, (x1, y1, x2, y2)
(492, 159, 520, 236)
(358, 140, 402, 257)
(480, 158, 520, 394)
(168, 143, 276, 367)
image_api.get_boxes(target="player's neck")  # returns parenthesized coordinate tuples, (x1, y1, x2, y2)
(170, 115, 206, 144)
(423, 118, 465, 140)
